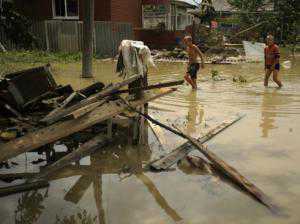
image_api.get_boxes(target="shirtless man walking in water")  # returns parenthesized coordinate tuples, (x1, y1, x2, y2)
(183, 36, 205, 89)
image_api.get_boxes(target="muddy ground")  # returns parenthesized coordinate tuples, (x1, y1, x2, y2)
(0, 53, 299, 224)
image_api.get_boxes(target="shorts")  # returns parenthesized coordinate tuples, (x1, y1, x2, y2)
(187, 63, 200, 79)
(265, 64, 280, 71)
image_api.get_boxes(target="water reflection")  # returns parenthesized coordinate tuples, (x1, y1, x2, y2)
(260, 89, 278, 138)
(14, 189, 48, 224)
(186, 91, 204, 136)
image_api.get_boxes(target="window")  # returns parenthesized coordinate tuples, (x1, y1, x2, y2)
(53, 0, 79, 19)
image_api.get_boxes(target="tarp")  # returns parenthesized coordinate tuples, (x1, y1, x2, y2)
(243, 41, 266, 62)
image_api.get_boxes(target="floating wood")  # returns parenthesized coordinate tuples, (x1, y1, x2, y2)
(150, 115, 244, 170)
(0, 88, 175, 163)
(64, 175, 93, 204)
(0, 172, 36, 182)
(178, 128, 278, 212)
(114, 80, 184, 95)
(125, 108, 278, 212)
(32, 134, 109, 181)
(0, 180, 49, 197)
(41, 74, 142, 125)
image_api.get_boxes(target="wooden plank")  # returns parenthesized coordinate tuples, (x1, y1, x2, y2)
(0, 173, 36, 182)
(32, 134, 109, 180)
(150, 115, 244, 170)
(132, 110, 277, 212)
(64, 175, 93, 204)
(179, 128, 278, 212)
(67, 101, 103, 119)
(0, 88, 175, 163)
(0, 180, 49, 197)
(41, 74, 142, 125)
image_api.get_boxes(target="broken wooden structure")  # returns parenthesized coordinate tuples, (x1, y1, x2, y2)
(0, 64, 183, 196)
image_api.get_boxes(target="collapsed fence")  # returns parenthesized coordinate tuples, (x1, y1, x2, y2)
(0, 20, 133, 57)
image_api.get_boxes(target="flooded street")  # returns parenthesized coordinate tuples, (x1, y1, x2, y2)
(1, 54, 300, 224)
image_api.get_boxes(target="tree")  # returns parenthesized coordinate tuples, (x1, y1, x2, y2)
(227, 0, 299, 44)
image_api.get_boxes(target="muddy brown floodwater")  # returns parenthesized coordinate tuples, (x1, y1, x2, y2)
(0, 54, 300, 224)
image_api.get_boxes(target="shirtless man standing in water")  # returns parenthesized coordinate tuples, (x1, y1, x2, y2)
(183, 36, 205, 89)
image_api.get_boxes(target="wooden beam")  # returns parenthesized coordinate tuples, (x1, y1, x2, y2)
(150, 115, 244, 170)
(0, 88, 176, 163)
(41, 74, 142, 125)
(0, 180, 49, 197)
(127, 109, 278, 212)
(31, 134, 109, 181)
(179, 128, 278, 212)
(64, 176, 93, 204)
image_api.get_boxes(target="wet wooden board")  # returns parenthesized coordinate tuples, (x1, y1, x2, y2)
(42, 74, 142, 125)
(0, 180, 49, 197)
(182, 130, 279, 212)
(64, 175, 93, 204)
(32, 134, 109, 181)
(0, 88, 176, 163)
(150, 115, 244, 170)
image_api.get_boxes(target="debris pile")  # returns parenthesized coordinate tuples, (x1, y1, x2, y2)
(0, 64, 181, 196)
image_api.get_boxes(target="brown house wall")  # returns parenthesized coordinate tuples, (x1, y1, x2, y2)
(110, 0, 142, 27)
(14, 0, 142, 28)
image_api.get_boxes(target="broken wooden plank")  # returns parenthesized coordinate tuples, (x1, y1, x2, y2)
(150, 115, 244, 170)
(32, 134, 109, 181)
(114, 80, 184, 95)
(123, 108, 278, 212)
(66, 101, 103, 119)
(0, 172, 36, 182)
(125, 109, 278, 212)
(177, 127, 278, 212)
(64, 175, 93, 204)
(41, 74, 142, 125)
(0, 88, 175, 163)
(0, 180, 49, 197)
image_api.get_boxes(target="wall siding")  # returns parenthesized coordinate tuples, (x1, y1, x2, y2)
(110, 0, 142, 28)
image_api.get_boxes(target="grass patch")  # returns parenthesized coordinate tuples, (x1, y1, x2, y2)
(0, 50, 83, 76)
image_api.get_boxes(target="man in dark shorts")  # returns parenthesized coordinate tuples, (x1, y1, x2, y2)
(264, 35, 283, 88)
(183, 36, 205, 89)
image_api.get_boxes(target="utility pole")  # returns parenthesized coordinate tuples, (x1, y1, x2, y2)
(82, 0, 94, 78)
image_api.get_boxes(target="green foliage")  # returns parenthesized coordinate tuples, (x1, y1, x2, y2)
(227, 0, 299, 44)
(198, 0, 217, 24)
(0, 51, 82, 64)
(0, 51, 82, 76)
(15, 190, 48, 224)
(0, 2, 39, 49)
